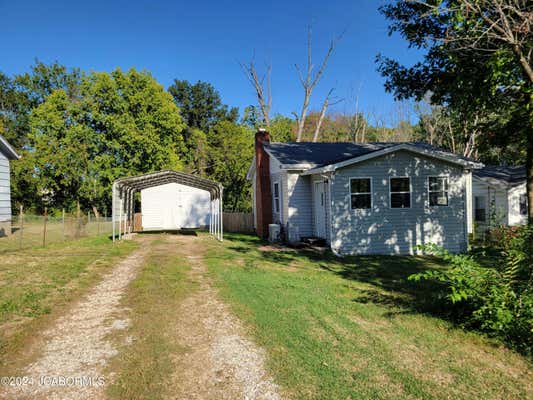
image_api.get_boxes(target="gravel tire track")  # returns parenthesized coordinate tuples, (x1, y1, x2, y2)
(2, 237, 151, 400)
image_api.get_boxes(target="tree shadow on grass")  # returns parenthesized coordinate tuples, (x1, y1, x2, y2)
(220, 233, 452, 316)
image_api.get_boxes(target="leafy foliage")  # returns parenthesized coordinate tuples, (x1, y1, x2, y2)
(377, 0, 531, 166)
(409, 226, 533, 354)
(168, 80, 238, 132)
(17, 68, 185, 213)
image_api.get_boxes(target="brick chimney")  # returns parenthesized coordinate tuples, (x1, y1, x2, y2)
(255, 129, 272, 238)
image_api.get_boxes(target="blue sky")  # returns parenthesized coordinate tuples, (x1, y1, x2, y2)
(0, 0, 422, 123)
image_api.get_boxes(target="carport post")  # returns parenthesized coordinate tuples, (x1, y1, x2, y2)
(118, 196, 123, 240)
(220, 186, 224, 242)
(209, 197, 213, 235)
(112, 183, 116, 242)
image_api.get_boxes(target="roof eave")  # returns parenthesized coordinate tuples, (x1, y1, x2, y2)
(0, 135, 20, 160)
(301, 144, 482, 176)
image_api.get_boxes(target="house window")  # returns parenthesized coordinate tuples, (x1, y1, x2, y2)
(350, 178, 371, 209)
(475, 196, 486, 222)
(428, 177, 449, 206)
(519, 194, 527, 216)
(390, 177, 411, 208)
(273, 182, 280, 213)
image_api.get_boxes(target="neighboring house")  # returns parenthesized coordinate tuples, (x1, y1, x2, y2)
(247, 130, 482, 255)
(141, 182, 211, 230)
(0, 135, 20, 237)
(471, 165, 527, 231)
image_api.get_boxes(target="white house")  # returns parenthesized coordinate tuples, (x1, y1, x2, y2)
(0, 135, 20, 237)
(141, 182, 211, 230)
(471, 165, 527, 230)
(248, 130, 483, 255)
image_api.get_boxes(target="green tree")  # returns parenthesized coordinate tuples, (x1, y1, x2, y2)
(20, 68, 185, 214)
(377, 0, 532, 222)
(168, 80, 238, 132)
(207, 121, 254, 211)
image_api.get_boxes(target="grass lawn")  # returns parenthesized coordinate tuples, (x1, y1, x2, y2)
(203, 233, 532, 400)
(0, 235, 138, 372)
(0, 217, 114, 253)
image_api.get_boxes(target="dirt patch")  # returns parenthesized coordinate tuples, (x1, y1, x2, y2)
(1, 238, 152, 400)
(258, 245, 296, 253)
(168, 235, 281, 400)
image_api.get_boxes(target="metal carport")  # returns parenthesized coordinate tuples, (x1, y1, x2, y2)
(112, 170, 223, 241)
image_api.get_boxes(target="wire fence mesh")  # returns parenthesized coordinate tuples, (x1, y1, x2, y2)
(0, 212, 115, 253)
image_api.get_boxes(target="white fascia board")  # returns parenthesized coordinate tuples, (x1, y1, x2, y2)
(0, 135, 20, 160)
(301, 144, 483, 176)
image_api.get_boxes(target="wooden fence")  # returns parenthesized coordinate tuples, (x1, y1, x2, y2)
(223, 212, 254, 233)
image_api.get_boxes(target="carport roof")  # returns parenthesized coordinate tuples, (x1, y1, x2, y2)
(113, 170, 223, 196)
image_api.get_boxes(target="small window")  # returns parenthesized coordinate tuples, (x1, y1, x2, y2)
(350, 178, 372, 209)
(475, 196, 486, 222)
(519, 194, 527, 216)
(428, 177, 449, 206)
(390, 177, 410, 208)
(273, 182, 280, 213)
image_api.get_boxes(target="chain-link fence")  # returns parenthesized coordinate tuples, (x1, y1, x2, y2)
(0, 211, 114, 253)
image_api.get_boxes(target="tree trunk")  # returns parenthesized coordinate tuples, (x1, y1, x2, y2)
(527, 129, 533, 224)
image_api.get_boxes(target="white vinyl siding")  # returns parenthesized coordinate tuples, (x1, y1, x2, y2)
(0, 151, 12, 222)
(286, 172, 313, 242)
(330, 150, 467, 255)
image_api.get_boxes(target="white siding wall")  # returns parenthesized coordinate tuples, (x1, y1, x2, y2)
(508, 183, 527, 226)
(0, 151, 12, 222)
(472, 179, 508, 229)
(330, 151, 467, 255)
(141, 183, 210, 230)
(286, 172, 313, 241)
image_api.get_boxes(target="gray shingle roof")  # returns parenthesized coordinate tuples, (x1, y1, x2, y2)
(264, 141, 476, 168)
(474, 165, 525, 186)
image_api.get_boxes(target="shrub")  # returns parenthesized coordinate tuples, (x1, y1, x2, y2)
(409, 226, 532, 354)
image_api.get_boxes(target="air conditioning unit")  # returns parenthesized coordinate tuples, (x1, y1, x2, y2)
(268, 224, 281, 243)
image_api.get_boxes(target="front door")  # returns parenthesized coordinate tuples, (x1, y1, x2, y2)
(314, 181, 326, 238)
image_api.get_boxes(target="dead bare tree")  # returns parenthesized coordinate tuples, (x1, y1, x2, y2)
(241, 58, 272, 127)
(312, 88, 343, 142)
(294, 26, 342, 142)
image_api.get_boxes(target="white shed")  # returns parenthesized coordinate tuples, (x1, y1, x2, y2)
(140, 182, 211, 230)
(112, 170, 223, 241)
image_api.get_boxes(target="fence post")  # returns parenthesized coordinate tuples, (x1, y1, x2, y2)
(43, 207, 48, 247)
(19, 204, 24, 249)
(62, 208, 65, 241)
(77, 201, 81, 238)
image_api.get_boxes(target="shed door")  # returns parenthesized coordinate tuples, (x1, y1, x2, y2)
(314, 181, 326, 238)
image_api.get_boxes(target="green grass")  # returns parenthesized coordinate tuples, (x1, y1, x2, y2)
(106, 237, 195, 400)
(0, 235, 138, 371)
(0, 217, 114, 253)
(204, 233, 532, 400)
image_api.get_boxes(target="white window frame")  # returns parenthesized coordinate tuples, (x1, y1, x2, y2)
(349, 177, 373, 210)
(273, 181, 280, 214)
(389, 176, 411, 209)
(427, 176, 449, 207)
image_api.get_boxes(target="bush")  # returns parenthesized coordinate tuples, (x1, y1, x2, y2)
(410, 226, 532, 354)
